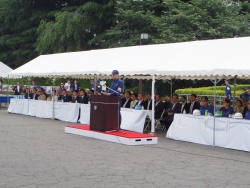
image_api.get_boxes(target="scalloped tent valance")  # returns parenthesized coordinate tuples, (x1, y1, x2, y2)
(8, 37, 250, 80)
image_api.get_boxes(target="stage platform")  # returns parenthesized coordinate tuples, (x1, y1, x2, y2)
(65, 125, 158, 146)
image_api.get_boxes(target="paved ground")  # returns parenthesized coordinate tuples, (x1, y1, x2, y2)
(0, 109, 250, 188)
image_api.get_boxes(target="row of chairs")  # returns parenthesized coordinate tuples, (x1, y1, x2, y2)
(144, 109, 165, 132)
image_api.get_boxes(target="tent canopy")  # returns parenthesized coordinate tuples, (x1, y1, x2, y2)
(8, 37, 250, 80)
(0, 62, 13, 78)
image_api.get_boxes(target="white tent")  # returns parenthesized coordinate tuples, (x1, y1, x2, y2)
(8, 36, 250, 135)
(0, 62, 13, 78)
(8, 36, 250, 79)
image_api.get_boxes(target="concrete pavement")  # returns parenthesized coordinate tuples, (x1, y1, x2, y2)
(0, 109, 250, 188)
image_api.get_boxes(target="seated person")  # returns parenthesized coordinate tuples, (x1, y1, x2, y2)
(244, 100, 250, 120)
(187, 94, 200, 114)
(72, 90, 79, 103)
(162, 94, 181, 131)
(200, 96, 213, 115)
(47, 90, 58, 102)
(130, 93, 138, 108)
(78, 89, 88, 104)
(209, 97, 218, 111)
(67, 91, 72, 102)
(135, 93, 145, 108)
(220, 98, 234, 117)
(155, 94, 164, 119)
(33, 88, 39, 100)
(121, 91, 132, 108)
(234, 99, 244, 115)
(38, 88, 47, 100)
(143, 93, 152, 110)
(24, 88, 33, 99)
(163, 96, 172, 117)
(180, 95, 188, 113)
(61, 89, 70, 102)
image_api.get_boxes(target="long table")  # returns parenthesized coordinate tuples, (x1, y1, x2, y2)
(167, 114, 250, 152)
(8, 99, 148, 133)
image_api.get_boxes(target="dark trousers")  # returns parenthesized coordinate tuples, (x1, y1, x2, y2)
(162, 115, 174, 130)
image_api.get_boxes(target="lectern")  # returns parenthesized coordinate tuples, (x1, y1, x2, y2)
(90, 95, 119, 132)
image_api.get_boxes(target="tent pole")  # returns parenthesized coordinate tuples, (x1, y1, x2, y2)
(52, 77, 56, 120)
(213, 78, 217, 147)
(233, 76, 237, 108)
(170, 77, 173, 98)
(27, 77, 31, 116)
(150, 74, 155, 134)
(7, 76, 10, 105)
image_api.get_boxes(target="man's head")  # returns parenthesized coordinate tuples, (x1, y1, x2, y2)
(189, 94, 197, 102)
(73, 90, 78, 97)
(247, 100, 250, 110)
(197, 96, 202, 103)
(225, 80, 229, 85)
(90, 80, 94, 85)
(210, 97, 214, 105)
(96, 80, 100, 85)
(25, 87, 29, 93)
(112, 70, 119, 80)
(33, 88, 38, 94)
(155, 94, 161, 102)
(223, 98, 230, 108)
(67, 80, 70, 84)
(164, 96, 170, 103)
(172, 94, 179, 103)
(181, 95, 187, 103)
(125, 91, 131, 99)
(62, 88, 66, 95)
(31, 80, 35, 85)
(16, 82, 20, 86)
(138, 93, 143, 101)
(201, 96, 209, 107)
(244, 86, 249, 94)
(79, 89, 85, 96)
(147, 93, 152, 100)
(39, 88, 45, 95)
(74, 80, 77, 84)
(60, 83, 64, 88)
(236, 99, 243, 108)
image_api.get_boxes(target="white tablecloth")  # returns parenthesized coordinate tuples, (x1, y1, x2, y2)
(8, 99, 80, 123)
(79, 104, 91, 124)
(167, 114, 250, 152)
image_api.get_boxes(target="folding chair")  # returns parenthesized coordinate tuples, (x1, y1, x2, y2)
(144, 109, 165, 132)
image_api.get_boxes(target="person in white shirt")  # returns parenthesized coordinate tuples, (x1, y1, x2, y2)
(180, 95, 188, 113)
(64, 80, 71, 92)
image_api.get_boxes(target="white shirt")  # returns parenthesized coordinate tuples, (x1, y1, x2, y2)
(64, 83, 71, 91)
(17, 85, 20, 92)
(147, 100, 151, 110)
(181, 102, 186, 112)
(123, 98, 130, 107)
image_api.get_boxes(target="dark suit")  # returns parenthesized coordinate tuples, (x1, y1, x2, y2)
(155, 101, 164, 119)
(135, 100, 146, 109)
(33, 93, 39, 100)
(62, 95, 71, 102)
(72, 96, 79, 103)
(13, 85, 22, 95)
(187, 101, 200, 114)
(181, 102, 189, 113)
(72, 84, 79, 91)
(25, 93, 33, 99)
(121, 98, 132, 108)
(162, 102, 182, 130)
(78, 95, 88, 104)
(144, 100, 152, 110)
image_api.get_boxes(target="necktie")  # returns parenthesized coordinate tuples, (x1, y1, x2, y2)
(189, 102, 194, 114)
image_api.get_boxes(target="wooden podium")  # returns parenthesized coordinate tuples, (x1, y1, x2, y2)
(90, 95, 120, 132)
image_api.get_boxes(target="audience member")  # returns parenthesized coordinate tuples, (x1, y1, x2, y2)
(13, 81, 22, 95)
(88, 80, 95, 91)
(24, 87, 33, 99)
(224, 79, 232, 99)
(78, 89, 88, 104)
(130, 93, 138, 108)
(61, 88, 70, 102)
(72, 90, 79, 103)
(220, 98, 234, 117)
(121, 91, 132, 108)
(197, 96, 202, 105)
(31, 80, 37, 88)
(64, 80, 71, 92)
(180, 95, 188, 113)
(135, 93, 145, 108)
(155, 94, 164, 119)
(59, 83, 64, 91)
(187, 94, 200, 114)
(240, 87, 250, 106)
(47, 90, 58, 102)
(244, 100, 250, 120)
(164, 96, 172, 112)
(200, 96, 213, 115)
(96, 80, 102, 92)
(33, 88, 39, 100)
(162, 94, 181, 131)
(38, 88, 46, 100)
(234, 99, 244, 115)
(144, 93, 152, 110)
(210, 97, 218, 111)
(72, 80, 79, 91)
(67, 91, 72, 102)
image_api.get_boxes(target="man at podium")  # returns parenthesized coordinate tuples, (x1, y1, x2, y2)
(105, 70, 124, 126)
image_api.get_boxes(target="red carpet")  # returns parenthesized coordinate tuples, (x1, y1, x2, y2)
(66, 125, 157, 138)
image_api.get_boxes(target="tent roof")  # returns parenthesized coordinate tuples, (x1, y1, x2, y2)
(8, 37, 250, 80)
(0, 62, 13, 78)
